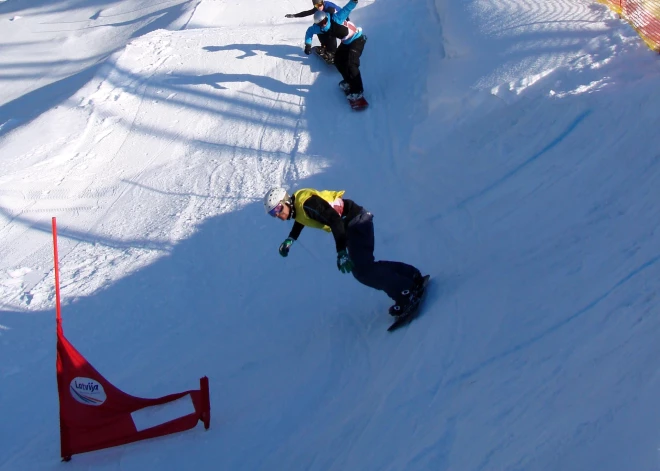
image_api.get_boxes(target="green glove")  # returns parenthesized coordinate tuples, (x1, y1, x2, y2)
(279, 238, 294, 257)
(336, 249, 354, 273)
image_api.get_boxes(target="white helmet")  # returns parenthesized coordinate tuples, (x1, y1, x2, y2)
(314, 10, 328, 24)
(263, 187, 291, 213)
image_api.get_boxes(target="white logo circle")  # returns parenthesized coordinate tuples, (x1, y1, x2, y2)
(69, 377, 107, 406)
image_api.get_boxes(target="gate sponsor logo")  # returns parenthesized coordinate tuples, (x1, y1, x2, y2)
(69, 377, 107, 406)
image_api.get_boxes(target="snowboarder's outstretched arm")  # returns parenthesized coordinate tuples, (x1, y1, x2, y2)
(279, 221, 304, 257)
(288, 221, 304, 241)
(285, 8, 315, 18)
(333, 0, 357, 24)
(286, 4, 338, 18)
(322, 1, 342, 12)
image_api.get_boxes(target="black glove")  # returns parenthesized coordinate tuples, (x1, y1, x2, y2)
(337, 249, 354, 274)
(279, 238, 294, 257)
(285, 14, 295, 18)
(304, 44, 312, 55)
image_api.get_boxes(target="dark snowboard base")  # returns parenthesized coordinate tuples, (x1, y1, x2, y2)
(312, 46, 334, 65)
(387, 275, 431, 332)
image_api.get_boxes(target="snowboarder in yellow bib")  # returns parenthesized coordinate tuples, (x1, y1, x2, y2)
(264, 187, 426, 316)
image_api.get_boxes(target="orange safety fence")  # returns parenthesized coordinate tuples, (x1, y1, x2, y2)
(598, 0, 660, 51)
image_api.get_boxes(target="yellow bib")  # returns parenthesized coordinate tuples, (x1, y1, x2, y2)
(293, 188, 345, 232)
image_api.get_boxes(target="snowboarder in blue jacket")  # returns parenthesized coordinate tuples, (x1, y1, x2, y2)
(303, 0, 367, 100)
(285, 0, 342, 63)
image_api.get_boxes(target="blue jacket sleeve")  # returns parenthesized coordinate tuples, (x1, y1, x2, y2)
(324, 1, 341, 11)
(305, 24, 322, 45)
(334, 0, 357, 24)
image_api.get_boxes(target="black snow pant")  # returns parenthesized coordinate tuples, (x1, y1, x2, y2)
(334, 35, 366, 94)
(318, 33, 338, 54)
(346, 210, 421, 303)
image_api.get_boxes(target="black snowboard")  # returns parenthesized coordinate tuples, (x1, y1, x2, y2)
(387, 275, 431, 332)
(312, 46, 334, 65)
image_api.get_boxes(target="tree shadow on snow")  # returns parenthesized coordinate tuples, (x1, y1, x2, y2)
(164, 72, 309, 97)
(203, 43, 307, 64)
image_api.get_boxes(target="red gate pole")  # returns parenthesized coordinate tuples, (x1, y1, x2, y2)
(52, 217, 62, 329)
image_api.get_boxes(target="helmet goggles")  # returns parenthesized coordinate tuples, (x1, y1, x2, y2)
(268, 202, 284, 218)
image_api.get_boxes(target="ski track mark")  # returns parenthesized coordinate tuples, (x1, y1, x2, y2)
(456, 109, 592, 209)
(0, 45, 178, 310)
(446, 253, 660, 385)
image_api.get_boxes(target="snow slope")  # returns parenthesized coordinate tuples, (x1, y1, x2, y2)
(1, 0, 660, 469)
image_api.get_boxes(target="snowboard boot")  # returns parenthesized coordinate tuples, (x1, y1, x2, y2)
(388, 289, 419, 317)
(412, 272, 427, 295)
(338, 80, 351, 93)
(347, 91, 364, 101)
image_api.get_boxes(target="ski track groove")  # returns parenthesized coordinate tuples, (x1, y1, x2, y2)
(425, 214, 467, 409)
(0, 54, 181, 310)
(62, 54, 174, 230)
(324, 66, 439, 469)
(286, 61, 307, 186)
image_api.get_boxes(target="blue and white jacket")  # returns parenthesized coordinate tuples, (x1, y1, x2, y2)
(304, 0, 363, 46)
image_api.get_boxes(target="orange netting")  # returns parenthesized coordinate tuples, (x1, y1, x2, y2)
(599, 0, 660, 51)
